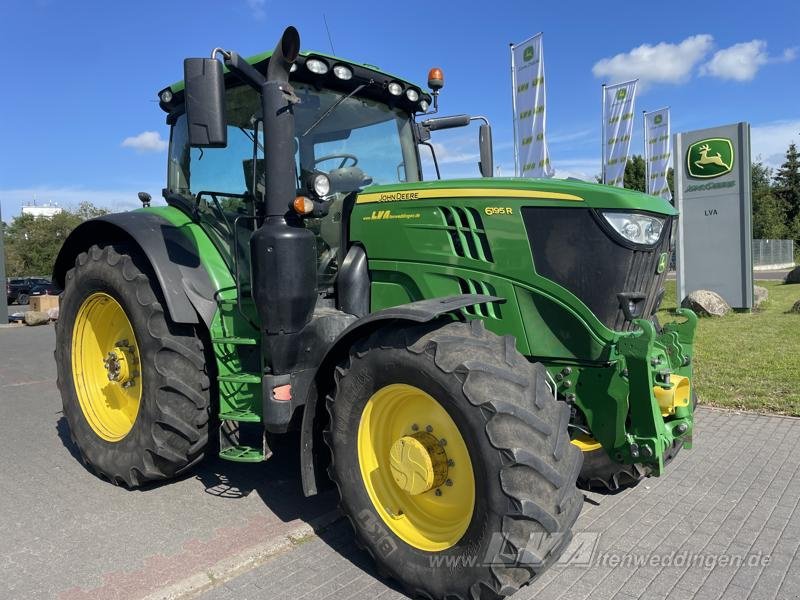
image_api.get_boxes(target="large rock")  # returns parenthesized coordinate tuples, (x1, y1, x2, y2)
(789, 300, 800, 314)
(754, 285, 769, 308)
(786, 266, 800, 284)
(681, 290, 731, 317)
(23, 311, 50, 326)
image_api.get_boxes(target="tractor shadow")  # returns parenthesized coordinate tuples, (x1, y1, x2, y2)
(192, 431, 339, 523)
(56, 414, 336, 526)
(192, 431, 405, 591)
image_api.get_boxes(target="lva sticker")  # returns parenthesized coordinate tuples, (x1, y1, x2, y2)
(686, 138, 734, 179)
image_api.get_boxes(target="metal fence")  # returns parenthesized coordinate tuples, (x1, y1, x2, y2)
(752, 239, 795, 269)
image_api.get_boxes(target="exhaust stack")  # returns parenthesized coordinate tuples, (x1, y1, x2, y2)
(249, 26, 318, 374)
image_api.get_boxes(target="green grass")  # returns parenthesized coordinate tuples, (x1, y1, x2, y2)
(657, 280, 800, 415)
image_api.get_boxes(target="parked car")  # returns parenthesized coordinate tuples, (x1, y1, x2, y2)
(7, 277, 31, 305)
(29, 278, 62, 297)
(6, 277, 61, 305)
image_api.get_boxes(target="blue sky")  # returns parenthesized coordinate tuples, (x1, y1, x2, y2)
(1, 0, 798, 219)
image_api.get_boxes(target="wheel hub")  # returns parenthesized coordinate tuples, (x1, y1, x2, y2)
(103, 342, 138, 387)
(389, 432, 448, 495)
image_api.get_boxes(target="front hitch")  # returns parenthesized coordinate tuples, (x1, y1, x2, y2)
(616, 309, 697, 475)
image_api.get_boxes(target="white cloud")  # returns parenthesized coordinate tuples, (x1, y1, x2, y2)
(121, 131, 167, 153)
(592, 34, 713, 90)
(700, 40, 767, 81)
(751, 119, 800, 168)
(780, 47, 798, 62)
(245, 0, 266, 19)
(551, 158, 600, 182)
(701, 40, 798, 81)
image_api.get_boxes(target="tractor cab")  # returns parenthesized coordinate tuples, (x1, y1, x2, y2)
(159, 47, 490, 296)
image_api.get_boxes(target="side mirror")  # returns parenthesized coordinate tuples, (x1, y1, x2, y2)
(421, 114, 470, 131)
(479, 123, 493, 178)
(183, 58, 227, 148)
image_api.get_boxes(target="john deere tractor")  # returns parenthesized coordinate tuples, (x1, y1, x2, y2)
(54, 26, 696, 599)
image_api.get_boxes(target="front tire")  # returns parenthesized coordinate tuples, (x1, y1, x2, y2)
(326, 320, 583, 599)
(55, 244, 211, 487)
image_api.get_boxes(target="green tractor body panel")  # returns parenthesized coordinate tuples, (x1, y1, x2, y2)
(349, 177, 692, 474)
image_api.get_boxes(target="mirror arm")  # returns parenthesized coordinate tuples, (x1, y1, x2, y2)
(223, 51, 267, 92)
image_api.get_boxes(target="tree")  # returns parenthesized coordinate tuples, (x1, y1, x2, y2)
(751, 161, 787, 239)
(4, 202, 109, 277)
(772, 142, 800, 243)
(623, 155, 646, 193)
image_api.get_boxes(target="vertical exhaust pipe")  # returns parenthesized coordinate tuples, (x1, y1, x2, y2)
(250, 26, 318, 375)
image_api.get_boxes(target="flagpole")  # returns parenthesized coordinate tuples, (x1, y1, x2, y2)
(601, 84, 606, 184)
(510, 42, 519, 177)
(643, 110, 649, 194)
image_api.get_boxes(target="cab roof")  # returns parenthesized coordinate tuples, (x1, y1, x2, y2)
(158, 49, 431, 116)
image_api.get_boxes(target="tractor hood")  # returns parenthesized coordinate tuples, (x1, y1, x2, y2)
(356, 177, 678, 216)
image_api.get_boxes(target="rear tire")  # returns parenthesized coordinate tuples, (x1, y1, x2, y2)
(55, 244, 211, 487)
(326, 320, 583, 599)
(17, 293, 29, 305)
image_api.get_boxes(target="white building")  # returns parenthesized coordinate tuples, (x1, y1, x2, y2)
(21, 202, 62, 218)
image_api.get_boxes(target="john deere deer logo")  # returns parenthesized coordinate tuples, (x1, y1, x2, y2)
(523, 45, 535, 62)
(687, 138, 734, 179)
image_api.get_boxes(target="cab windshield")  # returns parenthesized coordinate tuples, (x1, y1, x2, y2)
(167, 81, 419, 289)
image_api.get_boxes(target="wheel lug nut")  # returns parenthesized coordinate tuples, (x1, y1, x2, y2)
(439, 438, 447, 446)
(447, 459, 455, 467)
(411, 424, 419, 431)
(435, 489, 442, 496)
(425, 425, 433, 433)
(445, 479, 453, 486)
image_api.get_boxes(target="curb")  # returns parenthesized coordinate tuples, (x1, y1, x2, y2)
(141, 509, 343, 600)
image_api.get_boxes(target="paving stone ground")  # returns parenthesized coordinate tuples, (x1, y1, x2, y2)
(0, 326, 337, 600)
(197, 407, 800, 600)
(3, 325, 799, 600)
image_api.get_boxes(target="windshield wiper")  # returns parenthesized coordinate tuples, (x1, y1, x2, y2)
(301, 80, 371, 138)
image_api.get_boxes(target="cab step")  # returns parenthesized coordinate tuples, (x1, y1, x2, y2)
(212, 336, 258, 346)
(218, 372, 261, 384)
(218, 445, 265, 462)
(218, 408, 261, 423)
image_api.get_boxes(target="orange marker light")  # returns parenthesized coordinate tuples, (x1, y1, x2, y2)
(293, 196, 314, 215)
(428, 67, 444, 91)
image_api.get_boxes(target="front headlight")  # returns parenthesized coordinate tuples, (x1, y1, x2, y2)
(312, 173, 331, 197)
(601, 212, 665, 245)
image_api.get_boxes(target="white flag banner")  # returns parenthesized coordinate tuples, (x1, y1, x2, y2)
(512, 34, 553, 178)
(602, 80, 638, 187)
(643, 107, 672, 200)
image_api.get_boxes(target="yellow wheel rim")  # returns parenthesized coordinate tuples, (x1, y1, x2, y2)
(357, 383, 475, 551)
(571, 434, 602, 452)
(71, 292, 142, 442)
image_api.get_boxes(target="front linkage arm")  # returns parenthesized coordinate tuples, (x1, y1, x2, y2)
(616, 309, 698, 475)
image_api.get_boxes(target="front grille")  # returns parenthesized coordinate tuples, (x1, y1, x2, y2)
(438, 206, 494, 262)
(522, 207, 672, 331)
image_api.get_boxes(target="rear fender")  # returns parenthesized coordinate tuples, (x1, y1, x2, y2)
(53, 212, 217, 327)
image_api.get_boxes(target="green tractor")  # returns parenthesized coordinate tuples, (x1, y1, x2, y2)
(54, 26, 696, 599)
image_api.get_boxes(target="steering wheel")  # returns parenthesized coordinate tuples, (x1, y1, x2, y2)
(314, 153, 358, 169)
